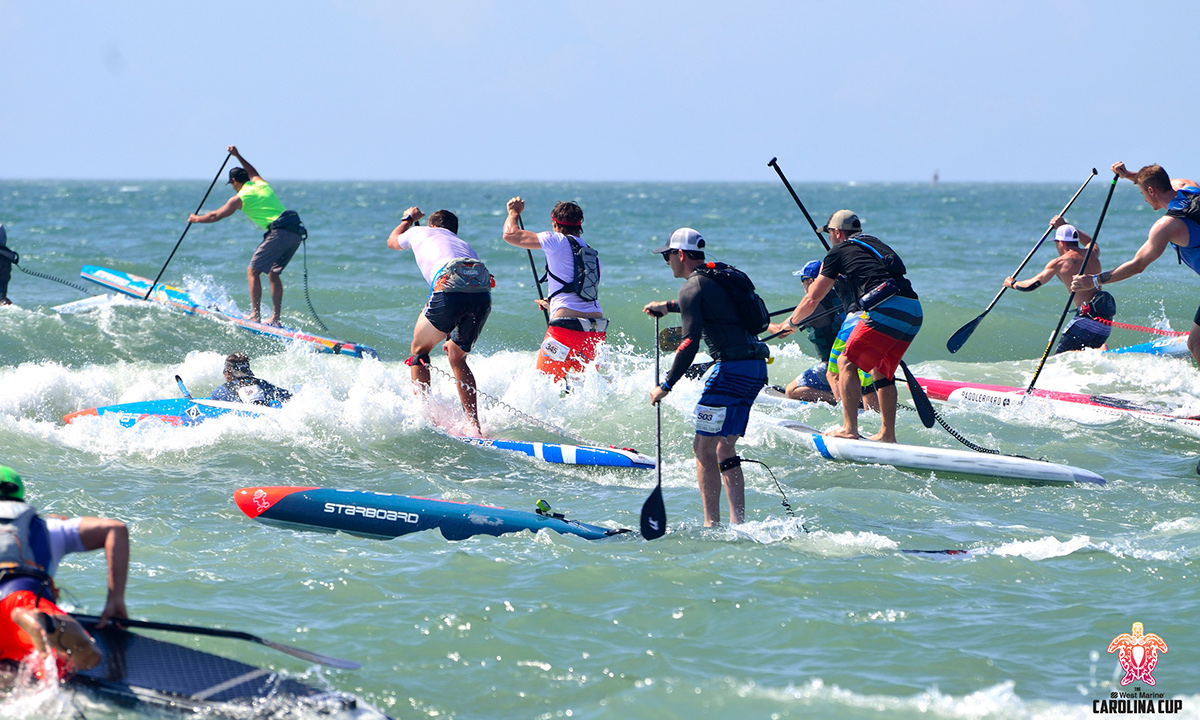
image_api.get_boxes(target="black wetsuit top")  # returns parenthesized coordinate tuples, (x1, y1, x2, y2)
(211, 377, 292, 406)
(664, 272, 766, 387)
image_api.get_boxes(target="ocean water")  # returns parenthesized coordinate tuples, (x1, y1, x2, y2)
(1, 178, 1198, 719)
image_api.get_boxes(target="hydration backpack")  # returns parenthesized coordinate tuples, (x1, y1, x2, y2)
(1166, 187, 1200, 265)
(693, 262, 771, 335)
(543, 235, 601, 302)
(0, 501, 51, 581)
(848, 235, 907, 277)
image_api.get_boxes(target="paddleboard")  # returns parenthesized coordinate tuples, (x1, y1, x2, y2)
(1107, 335, 1189, 357)
(917, 376, 1200, 435)
(447, 434, 655, 469)
(767, 418, 1104, 485)
(236, 486, 630, 541)
(64, 397, 275, 427)
(754, 385, 816, 410)
(68, 615, 380, 717)
(79, 265, 378, 359)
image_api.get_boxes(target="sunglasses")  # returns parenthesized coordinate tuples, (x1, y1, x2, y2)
(661, 251, 673, 263)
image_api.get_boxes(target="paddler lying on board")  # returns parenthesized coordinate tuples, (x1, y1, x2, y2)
(778, 259, 880, 412)
(211, 353, 292, 406)
(1003, 221, 1115, 352)
(187, 145, 306, 327)
(645, 228, 769, 526)
(387, 207, 493, 437)
(1070, 163, 1200, 365)
(0, 466, 129, 680)
(768, 210, 922, 443)
(502, 197, 607, 382)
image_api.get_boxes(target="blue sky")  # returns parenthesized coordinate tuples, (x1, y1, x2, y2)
(2, 1, 1195, 182)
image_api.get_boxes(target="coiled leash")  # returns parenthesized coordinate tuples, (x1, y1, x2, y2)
(722, 455, 805, 529)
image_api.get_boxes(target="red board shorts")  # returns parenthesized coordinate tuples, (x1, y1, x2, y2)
(536, 319, 607, 381)
(0, 590, 73, 675)
(843, 321, 912, 381)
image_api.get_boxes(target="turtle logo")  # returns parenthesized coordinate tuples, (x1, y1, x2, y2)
(1107, 622, 1168, 686)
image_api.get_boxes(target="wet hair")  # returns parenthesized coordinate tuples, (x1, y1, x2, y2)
(683, 250, 706, 261)
(428, 210, 459, 234)
(551, 201, 584, 234)
(1135, 165, 1173, 194)
(224, 352, 253, 378)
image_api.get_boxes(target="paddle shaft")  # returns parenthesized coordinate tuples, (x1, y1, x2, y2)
(70, 613, 361, 670)
(768, 157, 831, 251)
(946, 168, 1098, 353)
(144, 153, 232, 300)
(519, 215, 550, 326)
(640, 315, 667, 539)
(1025, 173, 1119, 395)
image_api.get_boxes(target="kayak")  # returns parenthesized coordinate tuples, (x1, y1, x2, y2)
(66, 616, 380, 717)
(767, 418, 1104, 485)
(917, 376, 1200, 435)
(236, 486, 630, 541)
(79, 265, 378, 359)
(447, 434, 655, 468)
(64, 396, 274, 426)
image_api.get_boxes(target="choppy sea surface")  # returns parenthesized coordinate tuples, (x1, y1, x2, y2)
(1, 178, 1198, 719)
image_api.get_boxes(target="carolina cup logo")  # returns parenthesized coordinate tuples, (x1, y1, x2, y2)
(1107, 622, 1168, 686)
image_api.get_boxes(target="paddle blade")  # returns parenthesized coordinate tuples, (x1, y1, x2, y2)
(683, 361, 714, 380)
(261, 639, 362, 670)
(174, 374, 193, 400)
(658, 326, 684, 352)
(946, 314, 984, 354)
(640, 483, 667, 540)
(899, 362, 935, 429)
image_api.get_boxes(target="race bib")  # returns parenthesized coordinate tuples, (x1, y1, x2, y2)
(540, 337, 571, 363)
(693, 404, 727, 434)
(237, 384, 266, 404)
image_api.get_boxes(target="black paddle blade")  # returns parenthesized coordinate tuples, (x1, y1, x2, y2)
(946, 314, 984, 354)
(658, 326, 684, 352)
(899, 362, 935, 429)
(640, 483, 666, 539)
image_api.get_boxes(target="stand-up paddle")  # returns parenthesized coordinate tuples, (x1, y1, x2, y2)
(946, 168, 1098, 353)
(641, 315, 667, 540)
(1025, 173, 1119, 396)
(144, 153, 232, 300)
(768, 157, 830, 251)
(518, 215, 550, 326)
(70, 614, 360, 670)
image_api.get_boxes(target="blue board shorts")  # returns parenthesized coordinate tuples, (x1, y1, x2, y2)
(794, 363, 832, 392)
(694, 359, 767, 437)
(1056, 315, 1112, 353)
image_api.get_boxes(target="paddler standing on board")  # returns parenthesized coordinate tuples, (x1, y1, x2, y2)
(502, 198, 606, 381)
(388, 207, 493, 436)
(0, 224, 16, 306)
(188, 146, 306, 327)
(1071, 163, 1200, 364)
(0, 466, 129, 677)
(1004, 220, 1115, 352)
(644, 228, 769, 526)
(770, 211, 922, 443)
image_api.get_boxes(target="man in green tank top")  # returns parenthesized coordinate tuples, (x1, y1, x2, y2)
(188, 145, 304, 326)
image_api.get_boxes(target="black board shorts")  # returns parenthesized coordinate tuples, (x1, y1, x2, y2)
(424, 291, 492, 353)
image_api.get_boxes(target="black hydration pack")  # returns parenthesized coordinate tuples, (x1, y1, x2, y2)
(693, 262, 771, 335)
(848, 235, 907, 277)
(0, 246, 16, 265)
(266, 210, 307, 242)
(543, 235, 601, 302)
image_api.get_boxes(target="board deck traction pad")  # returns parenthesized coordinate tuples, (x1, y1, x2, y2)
(80, 265, 378, 359)
(68, 616, 374, 716)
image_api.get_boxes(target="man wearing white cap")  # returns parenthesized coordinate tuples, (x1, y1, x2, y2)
(644, 228, 769, 526)
(1004, 216, 1114, 352)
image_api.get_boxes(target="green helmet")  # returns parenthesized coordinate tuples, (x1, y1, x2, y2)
(0, 466, 24, 501)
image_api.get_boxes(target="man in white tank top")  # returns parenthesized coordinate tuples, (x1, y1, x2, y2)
(388, 207, 492, 435)
(502, 197, 607, 382)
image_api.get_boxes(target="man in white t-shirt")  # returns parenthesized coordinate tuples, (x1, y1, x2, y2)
(502, 198, 606, 381)
(387, 207, 493, 435)
(0, 466, 129, 677)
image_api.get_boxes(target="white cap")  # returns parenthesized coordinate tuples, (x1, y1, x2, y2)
(1055, 224, 1080, 243)
(652, 227, 706, 254)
